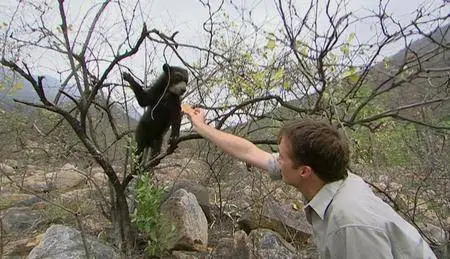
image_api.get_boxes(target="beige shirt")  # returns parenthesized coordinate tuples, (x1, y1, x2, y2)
(268, 155, 436, 258)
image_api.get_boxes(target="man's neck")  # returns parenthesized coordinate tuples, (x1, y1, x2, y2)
(299, 178, 326, 202)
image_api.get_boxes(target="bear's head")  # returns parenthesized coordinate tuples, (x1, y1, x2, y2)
(162, 63, 188, 96)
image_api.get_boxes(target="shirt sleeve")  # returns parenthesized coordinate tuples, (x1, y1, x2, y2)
(326, 226, 393, 259)
(267, 153, 282, 180)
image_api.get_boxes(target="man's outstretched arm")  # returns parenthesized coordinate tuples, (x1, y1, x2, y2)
(185, 107, 273, 171)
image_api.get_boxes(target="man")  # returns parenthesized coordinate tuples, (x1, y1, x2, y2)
(184, 107, 436, 259)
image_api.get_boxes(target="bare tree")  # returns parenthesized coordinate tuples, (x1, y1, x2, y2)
(0, 0, 191, 255)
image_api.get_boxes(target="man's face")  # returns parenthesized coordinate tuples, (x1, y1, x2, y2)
(278, 136, 302, 187)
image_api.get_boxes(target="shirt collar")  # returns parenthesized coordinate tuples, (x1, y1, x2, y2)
(305, 179, 344, 220)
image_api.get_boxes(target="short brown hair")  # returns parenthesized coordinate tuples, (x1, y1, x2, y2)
(278, 119, 349, 182)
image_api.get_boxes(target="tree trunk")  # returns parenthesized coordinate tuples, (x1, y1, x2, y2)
(110, 183, 135, 257)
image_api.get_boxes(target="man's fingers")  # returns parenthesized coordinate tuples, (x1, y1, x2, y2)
(181, 103, 194, 114)
(181, 104, 205, 123)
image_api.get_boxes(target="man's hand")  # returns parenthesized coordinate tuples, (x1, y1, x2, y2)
(181, 103, 272, 171)
(182, 104, 206, 131)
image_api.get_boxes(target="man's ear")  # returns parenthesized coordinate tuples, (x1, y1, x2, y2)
(163, 63, 170, 73)
(300, 166, 313, 178)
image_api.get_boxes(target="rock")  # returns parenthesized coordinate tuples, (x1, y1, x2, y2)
(11, 196, 42, 207)
(212, 238, 234, 258)
(238, 199, 312, 245)
(161, 189, 208, 251)
(419, 223, 447, 244)
(28, 225, 119, 259)
(430, 240, 449, 259)
(46, 163, 86, 190)
(249, 229, 298, 258)
(388, 182, 403, 198)
(214, 229, 299, 258)
(0, 163, 15, 175)
(22, 164, 85, 192)
(154, 159, 207, 183)
(2, 207, 43, 234)
(389, 182, 402, 191)
(23, 171, 52, 193)
(26, 140, 40, 148)
(3, 159, 19, 168)
(212, 230, 252, 258)
(92, 172, 108, 185)
(89, 166, 104, 175)
(59, 188, 96, 204)
(0, 193, 38, 209)
(26, 165, 38, 171)
(378, 174, 389, 182)
(165, 179, 212, 222)
(172, 250, 207, 258)
(3, 234, 44, 257)
(375, 182, 387, 190)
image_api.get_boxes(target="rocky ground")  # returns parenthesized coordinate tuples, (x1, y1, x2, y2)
(1, 140, 448, 258)
(0, 140, 318, 258)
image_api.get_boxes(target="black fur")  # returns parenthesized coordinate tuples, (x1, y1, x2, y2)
(123, 64, 188, 164)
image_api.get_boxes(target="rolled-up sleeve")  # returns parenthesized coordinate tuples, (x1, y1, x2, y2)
(267, 153, 282, 180)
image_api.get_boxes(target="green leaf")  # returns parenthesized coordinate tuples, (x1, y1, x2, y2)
(342, 67, 358, 78)
(243, 52, 253, 61)
(274, 69, 284, 81)
(296, 40, 308, 56)
(266, 38, 276, 50)
(253, 71, 265, 87)
(348, 32, 356, 42)
(384, 57, 392, 69)
(282, 81, 291, 91)
(340, 43, 350, 55)
(342, 67, 360, 83)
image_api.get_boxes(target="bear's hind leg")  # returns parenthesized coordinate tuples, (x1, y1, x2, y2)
(149, 138, 163, 160)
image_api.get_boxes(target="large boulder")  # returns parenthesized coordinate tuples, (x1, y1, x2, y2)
(0, 193, 41, 209)
(2, 234, 43, 258)
(23, 163, 85, 193)
(0, 162, 15, 175)
(238, 199, 312, 245)
(2, 207, 43, 234)
(28, 225, 119, 259)
(165, 179, 212, 222)
(59, 188, 97, 204)
(249, 229, 299, 258)
(213, 229, 301, 258)
(47, 163, 86, 190)
(161, 189, 208, 251)
(22, 170, 51, 193)
(212, 230, 252, 258)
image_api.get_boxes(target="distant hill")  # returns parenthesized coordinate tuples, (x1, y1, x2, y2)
(0, 69, 142, 121)
(390, 24, 450, 63)
(237, 23, 450, 144)
(293, 23, 448, 120)
(367, 23, 449, 120)
(0, 72, 72, 111)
